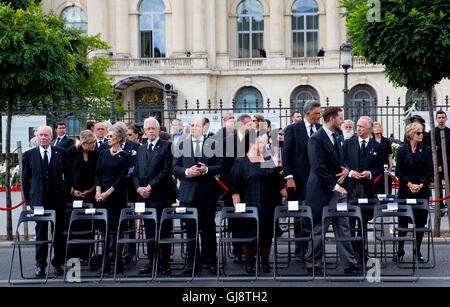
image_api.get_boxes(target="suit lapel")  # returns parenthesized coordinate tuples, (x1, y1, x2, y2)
(321, 129, 339, 164)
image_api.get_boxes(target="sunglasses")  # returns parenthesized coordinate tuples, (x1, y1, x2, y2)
(416, 132, 423, 135)
(127, 133, 134, 136)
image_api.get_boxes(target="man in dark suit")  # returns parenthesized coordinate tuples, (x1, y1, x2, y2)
(282, 101, 322, 261)
(435, 110, 450, 216)
(22, 126, 72, 277)
(305, 107, 360, 275)
(94, 122, 108, 151)
(342, 116, 383, 263)
(51, 122, 75, 149)
(173, 116, 222, 275)
(133, 117, 175, 275)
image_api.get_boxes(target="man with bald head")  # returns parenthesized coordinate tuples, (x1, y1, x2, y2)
(94, 122, 108, 151)
(173, 116, 222, 275)
(22, 125, 72, 277)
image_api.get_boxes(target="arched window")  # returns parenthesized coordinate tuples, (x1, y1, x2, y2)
(406, 90, 437, 111)
(292, 0, 319, 57)
(237, 0, 264, 58)
(139, 0, 166, 58)
(234, 87, 263, 113)
(61, 6, 87, 34)
(345, 85, 377, 124)
(290, 85, 319, 115)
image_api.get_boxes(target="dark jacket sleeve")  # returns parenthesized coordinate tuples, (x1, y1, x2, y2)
(395, 146, 411, 185)
(282, 124, 294, 177)
(369, 143, 384, 179)
(172, 141, 189, 179)
(132, 148, 142, 192)
(22, 151, 31, 208)
(149, 143, 173, 189)
(230, 159, 243, 195)
(420, 146, 434, 185)
(61, 149, 72, 190)
(95, 151, 103, 187)
(308, 136, 337, 191)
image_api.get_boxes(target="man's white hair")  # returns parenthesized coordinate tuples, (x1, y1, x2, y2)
(144, 116, 160, 129)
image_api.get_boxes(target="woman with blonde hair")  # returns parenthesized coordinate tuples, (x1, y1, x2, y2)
(371, 122, 393, 194)
(395, 122, 433, 262)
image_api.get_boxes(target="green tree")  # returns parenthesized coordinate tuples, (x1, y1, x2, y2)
(340, 0, 450, 235)
(0, 0, 35, 10)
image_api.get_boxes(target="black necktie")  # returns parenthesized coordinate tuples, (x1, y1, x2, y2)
(332, 132, 341, 161)
(309, 125, 314, 138)
(55, 138, 61, 145)
(361, 140, 367, 156)
(148, 143, 153, 151)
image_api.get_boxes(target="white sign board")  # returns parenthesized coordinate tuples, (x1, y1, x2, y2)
(2, 115, 47, 153)
(177, 114, 223, 134)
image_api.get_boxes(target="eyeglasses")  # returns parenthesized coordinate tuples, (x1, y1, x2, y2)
(127, 133, 133, 136)
(416, 132, 424, 135)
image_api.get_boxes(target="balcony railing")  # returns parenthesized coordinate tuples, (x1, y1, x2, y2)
(353, 56, 381, 67)
(110, 57, 194, 69)
(287, 57, 324, 68)
(230, 58, 266, 69)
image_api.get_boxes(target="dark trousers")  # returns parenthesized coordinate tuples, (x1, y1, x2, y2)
(348, 183, 373, 262)
(183, 192, 217, 266)
(144, 207, 171, 266)
(35, 208, 65, 268)
(224, 193, 243, 257)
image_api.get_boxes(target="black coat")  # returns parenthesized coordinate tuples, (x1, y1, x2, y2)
(22, 146, 72, 209)
(67, 145, 99, 192)
(342, 136, 383, 199)
(305, 128, 343, 221)
(133, 139, 175, 207)
(282, 120, 321, 200)
(435, 126, 450, 167)
(52, 135, 75, 149)
(396, 142, 433, 199)
(219, 132, 247, 186)
(172, 137, 222, 205)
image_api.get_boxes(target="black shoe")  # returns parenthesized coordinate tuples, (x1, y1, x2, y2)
(344, 265, 363, 275)
(207, 264, 217, 275)
(418, 252, 425, 263)
(53, 265, 64, 277)
(307, 266, 323, 275)
(139, 265, 153, 275)
(159, 265, 172, 276)
(393, 249, 405, 262)
(233, 255, 243, 264)
(35, 266, 45, 278)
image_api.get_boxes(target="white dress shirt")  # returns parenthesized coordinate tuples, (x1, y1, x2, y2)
(147, 137, 160, 150)
(304, 119, 317, 138)
(39, 146, 52, 163)
(349, 136, 372, 179)
(185, 136, 208, 177)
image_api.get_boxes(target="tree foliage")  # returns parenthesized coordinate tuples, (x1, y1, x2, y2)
(340, 0, 449, 92)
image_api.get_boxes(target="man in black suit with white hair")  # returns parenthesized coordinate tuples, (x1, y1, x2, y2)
(22, 125, 72, 277)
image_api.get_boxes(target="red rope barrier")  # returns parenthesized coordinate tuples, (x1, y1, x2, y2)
(0, 200, 25, 211)
(215, 177, 230, 192)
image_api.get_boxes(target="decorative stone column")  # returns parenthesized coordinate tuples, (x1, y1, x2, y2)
(326, 0, 340, 55)
(172, 0, 186, 56)
(269, 0, 284, 56)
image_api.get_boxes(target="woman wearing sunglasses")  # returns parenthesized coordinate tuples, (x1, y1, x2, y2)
(395, 122, 433, 262)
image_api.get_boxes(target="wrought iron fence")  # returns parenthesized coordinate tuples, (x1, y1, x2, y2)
(2, 95, 449, 142)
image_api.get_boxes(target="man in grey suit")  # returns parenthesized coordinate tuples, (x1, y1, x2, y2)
(305, 107, 361, 275)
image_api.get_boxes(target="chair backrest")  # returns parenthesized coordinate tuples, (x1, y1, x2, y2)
(322, 204, 363, 221)
(17, 209, 56, 224)
(273, 205, 313, 220)
(69, 208, 108, 222)
(118, 207, 158, 223)
(65, 202, 94, 209)
(160, 207, 198, 221)
(373, 204, 415, 223)
(220, 206, 259, 221)
(395, 199, 429, 211)
(347, 198, 380, 210)
(376, 194, 398, 204)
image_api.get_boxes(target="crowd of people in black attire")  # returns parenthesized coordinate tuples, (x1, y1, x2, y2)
(22, 104, 449, 278)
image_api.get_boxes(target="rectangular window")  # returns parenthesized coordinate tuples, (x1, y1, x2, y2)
(140, 31, 153, 58)
(238, 33, 250, 58)
(252, 33, 263, 58)
(292, 32, 304, 57)
(306, 32, 318, 57)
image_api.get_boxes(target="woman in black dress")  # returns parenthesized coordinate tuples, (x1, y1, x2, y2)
(68, 130, 98, 203)
(395, 122, 433, 261)
(231, 130, 287, 273)
(372, 122, 393, 194)
(95, 125, 131, 272)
